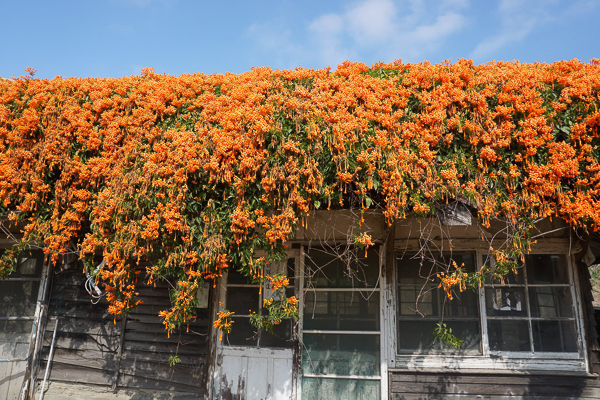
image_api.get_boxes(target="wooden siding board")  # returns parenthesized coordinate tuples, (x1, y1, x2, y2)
(40, 347, 118, 372)
(391, 395, 600, 400)
(119, 359, 203, 386)
(40, 269, 209, 394)
(118, 373, 204, 394)
(39, 361, 115, 386)
(389, 371, 600, 399)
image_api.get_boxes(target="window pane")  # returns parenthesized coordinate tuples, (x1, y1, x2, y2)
(485, 287, 528, 317)
(532, 320, 578, 352)
(397, 256, 436, 285)
(487, 320, 530, 352)
(302, 333, 379, 376)
(482, 255, 525, 284)
(0, 281, 41, 317)
(303, 291, 379, 331)
(227, 268, 254, 285)
(287, 257, 296, 287)
(226, 287, 259, 315)
(398, 286, 436, 316)
(260, 319, 293, 348)
(304, 248, 379, 288)
(302, 377, 380, 400)
(529, 287, 574, 318)
(397, 320, 481, 353)
(398, 253, 475, 285)
(225, 317, 258, 346)
(444, 288, 479, 317)
(0, 320, 34, 343)
(7, 250, 44, 278)
(525, 254, 569, 284)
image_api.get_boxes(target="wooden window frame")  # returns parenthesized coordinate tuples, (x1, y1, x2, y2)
(389, 240, 589, 374)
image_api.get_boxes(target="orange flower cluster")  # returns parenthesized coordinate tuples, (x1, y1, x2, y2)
(1, 60, 599, 332)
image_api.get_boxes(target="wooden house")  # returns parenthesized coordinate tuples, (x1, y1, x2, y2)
(3, 211, 600, 399)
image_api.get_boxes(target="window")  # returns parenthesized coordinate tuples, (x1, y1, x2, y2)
(301, 247, 381, 399)
(395, 251, 581, 363)
(396, 252, 480, 353)
(224, 257, 295, 348)
(484, 254, 578, 353)
(0, 250, 45, 360)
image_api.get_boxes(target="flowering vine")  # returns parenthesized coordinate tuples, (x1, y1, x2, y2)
(0, 60, 599, 336)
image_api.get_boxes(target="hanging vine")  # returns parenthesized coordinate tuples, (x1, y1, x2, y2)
(1, 59, 600, 336)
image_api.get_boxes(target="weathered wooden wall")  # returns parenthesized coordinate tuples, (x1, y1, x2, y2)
(37, 266, 208, 397)
(389, 370, 600, 399)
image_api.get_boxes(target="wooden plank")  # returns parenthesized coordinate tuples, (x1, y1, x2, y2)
(390, 372, 600, 387)
(389, 380, 600, 397)
(123, 340, 207, 357)
(44, 316, 122, 336)
(119, 359, 203, 386)
(42, 331, 120, 352)
(118, 373, 204, 393)
(40, 347, 117, 369)
(124, 321, 208, 336)
(390, 395, 600, 400)
(123, 330, 206, 346)
(247, 357, 268, 399)
(121, 350, 205, 366)
(47, 299, 112, 319)
(38, 361, 114, 386)
(389, 372, 600, 387)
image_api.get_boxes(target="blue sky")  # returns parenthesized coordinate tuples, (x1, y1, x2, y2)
(1, 0, 598, 79)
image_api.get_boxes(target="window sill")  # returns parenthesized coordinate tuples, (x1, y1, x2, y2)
(392, 354, 586, 373)
(388, 366, 595, 378)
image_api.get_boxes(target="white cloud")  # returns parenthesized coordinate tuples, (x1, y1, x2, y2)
(308, 0, 468, 66)
(410, 12, 466, 44)
(247, 0, 469, 69)
(346, 0, 397, 43)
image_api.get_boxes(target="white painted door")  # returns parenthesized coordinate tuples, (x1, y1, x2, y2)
(218, 347, 293, 400)
(216, 254, 298, 400)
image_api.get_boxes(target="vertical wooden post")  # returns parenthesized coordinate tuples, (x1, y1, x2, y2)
(112, 315, 128, 393)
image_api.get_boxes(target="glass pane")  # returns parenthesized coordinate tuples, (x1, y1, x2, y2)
(0, 320, 34, 343)
(398, 253, 475, 285)
(303, 291, 379, 331)
(397, 255, 436, 285)
(532, 320, 578, 352)
(304, 248, 379, 288)
(302, 377, 380, 400)
(259, 318, 293, 348)
(529, 287, 574, 318)
(444, 288, 479, 317)
(224, 317, 258, 346)
(7, 250, 44, 278)
(398, 286, 436, 316)
(302, 333, 380, 376)
(227, 267, 254, 285)
(397, 320, 481, 353)
(482, 255, 525, 284)
(525, 254, 569, 284)
(0, 281, 41, 317)
(485, 287, 527, 317)
(226, 287, 259, 315)
(287, 257, 296, 287)
(487, 320, 530, 352)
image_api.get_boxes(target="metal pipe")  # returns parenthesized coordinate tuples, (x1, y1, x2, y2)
(38, 318, 58, 400)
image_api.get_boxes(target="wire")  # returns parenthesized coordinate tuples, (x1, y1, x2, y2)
(85, 260, 104, 304)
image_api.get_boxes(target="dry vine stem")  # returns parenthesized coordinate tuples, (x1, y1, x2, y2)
(1, 59, 600, 336)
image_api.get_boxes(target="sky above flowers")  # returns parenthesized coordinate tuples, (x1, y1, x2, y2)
(1, 0, 598, 79)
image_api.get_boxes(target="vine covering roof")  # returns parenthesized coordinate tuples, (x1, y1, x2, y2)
(1, 60, 599, 332)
